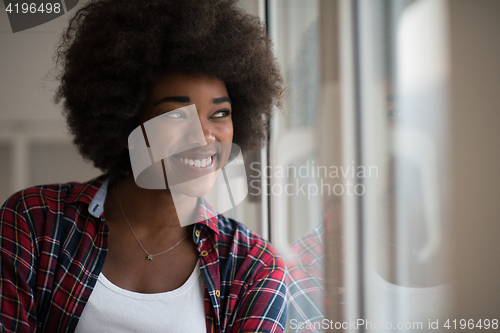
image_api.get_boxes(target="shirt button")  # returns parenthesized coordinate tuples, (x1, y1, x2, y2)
(200, 250, 208, 257)
(216, 290, 220, 297)
(195, 230, 201, 237)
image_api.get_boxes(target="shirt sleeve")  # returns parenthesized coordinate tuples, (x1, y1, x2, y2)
(285, 227, 326, 333)
(0, 192, 38, 333)
(227, 248, 288, 333)
(286, 258, 325, 333)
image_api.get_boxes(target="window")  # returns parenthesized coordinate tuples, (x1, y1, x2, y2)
(266, 0, 454, 331)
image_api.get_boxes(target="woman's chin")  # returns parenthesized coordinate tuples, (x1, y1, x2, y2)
(169, 172, 219, 198)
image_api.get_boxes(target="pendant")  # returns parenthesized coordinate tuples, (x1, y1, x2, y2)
(147, 254, 153, 260)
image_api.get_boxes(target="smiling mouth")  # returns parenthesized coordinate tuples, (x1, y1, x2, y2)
(173, 154, 215, 168)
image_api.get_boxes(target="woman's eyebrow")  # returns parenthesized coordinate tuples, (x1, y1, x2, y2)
(154, 96, 190, 106)
(213, 97, 231, 105)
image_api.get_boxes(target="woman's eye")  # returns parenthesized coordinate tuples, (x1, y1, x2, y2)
(164, 110, 186, 119)
(212, 109, 231, 118)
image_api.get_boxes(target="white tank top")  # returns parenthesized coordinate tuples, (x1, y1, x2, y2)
(75, 265, 206, 333)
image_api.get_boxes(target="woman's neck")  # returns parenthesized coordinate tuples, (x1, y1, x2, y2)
(108, 175, 198, 232)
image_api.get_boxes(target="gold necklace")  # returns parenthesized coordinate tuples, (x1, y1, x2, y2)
(117, 184, 189, 261)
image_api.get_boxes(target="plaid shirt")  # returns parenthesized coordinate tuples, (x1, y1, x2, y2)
(286, 199, 344, 333)
(286, 225, 325, 333)
(0, 175, 287, 332)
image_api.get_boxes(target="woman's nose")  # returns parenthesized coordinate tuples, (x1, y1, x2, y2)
(201, 122, 216, 143)
(185, 115, 215, 145)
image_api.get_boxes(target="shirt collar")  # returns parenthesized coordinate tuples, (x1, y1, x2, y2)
(65, 174, 108, 207)
(88, 177, 110, 218)
(71, 175, 220, 235)
(195, 198, 220, 235)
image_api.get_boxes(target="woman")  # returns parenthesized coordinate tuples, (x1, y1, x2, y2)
(0, 0, 286, 332)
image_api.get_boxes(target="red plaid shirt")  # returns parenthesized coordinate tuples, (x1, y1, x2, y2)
(286, 226, 325, 333)
(0, 175, 287, 332)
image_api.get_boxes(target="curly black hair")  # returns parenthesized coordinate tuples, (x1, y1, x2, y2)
(55, 0, 283, 178)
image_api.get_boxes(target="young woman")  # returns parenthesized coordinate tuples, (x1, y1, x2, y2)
(0, 0, 286, 332)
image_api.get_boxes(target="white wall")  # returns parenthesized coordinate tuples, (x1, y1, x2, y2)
(0, 2, 101, 204)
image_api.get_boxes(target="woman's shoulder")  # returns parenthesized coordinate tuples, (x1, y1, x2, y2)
(2, 176, 106, 213)
(216, 215, 274, 252)
(216, 214, 285, 271)
(0, 175, 108, 237)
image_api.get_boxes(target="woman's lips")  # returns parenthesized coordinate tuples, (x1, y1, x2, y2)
(174, 155, 214, 168)
(166, 143, 231, 182)
(168, 153, 218, 181)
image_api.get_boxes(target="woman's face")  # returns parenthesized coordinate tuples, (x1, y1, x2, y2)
(140, 71, 233, 196)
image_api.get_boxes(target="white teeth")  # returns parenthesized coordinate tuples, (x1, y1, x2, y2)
(178, 156, 213, 168)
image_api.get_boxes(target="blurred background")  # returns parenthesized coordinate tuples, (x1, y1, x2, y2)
(1, 0, 499, 332)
